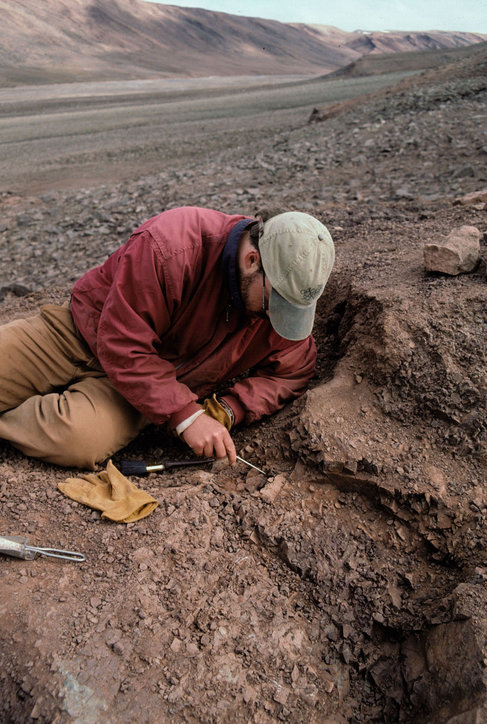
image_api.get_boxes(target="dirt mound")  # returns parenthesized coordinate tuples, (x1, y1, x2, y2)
(1, 48, 487, 722)
(332, 280, 487, 461)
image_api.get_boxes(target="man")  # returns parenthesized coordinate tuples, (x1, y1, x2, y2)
(0, 206, 334, 469)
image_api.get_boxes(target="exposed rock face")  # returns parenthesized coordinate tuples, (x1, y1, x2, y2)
(424, 225, 481, 274)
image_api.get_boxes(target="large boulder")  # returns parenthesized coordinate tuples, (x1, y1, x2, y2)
(423, 225, 481, 275)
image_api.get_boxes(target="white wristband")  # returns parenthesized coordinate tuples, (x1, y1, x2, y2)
(175, 409, 205, 436)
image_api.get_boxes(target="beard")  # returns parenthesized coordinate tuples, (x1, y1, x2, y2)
(240, 269, 267, 319)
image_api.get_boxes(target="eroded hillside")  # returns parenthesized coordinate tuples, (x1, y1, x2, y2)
(0, 0, 485, 84)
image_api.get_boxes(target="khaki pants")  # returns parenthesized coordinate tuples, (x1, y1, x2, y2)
(0, 304, 148, 469)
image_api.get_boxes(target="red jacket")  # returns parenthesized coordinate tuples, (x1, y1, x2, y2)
(71, 207, 316, 428)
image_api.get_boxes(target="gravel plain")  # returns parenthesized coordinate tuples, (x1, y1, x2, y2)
(0, 71, 416, 195)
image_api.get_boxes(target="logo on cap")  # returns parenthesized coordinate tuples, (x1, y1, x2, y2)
(300, 285, 324, 302)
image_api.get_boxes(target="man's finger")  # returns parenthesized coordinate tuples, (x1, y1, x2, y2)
(221, 431, 236, 464)
(210, 435, 225, 459)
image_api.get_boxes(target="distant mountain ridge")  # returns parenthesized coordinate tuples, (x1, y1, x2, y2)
(0, 0, 485, 86)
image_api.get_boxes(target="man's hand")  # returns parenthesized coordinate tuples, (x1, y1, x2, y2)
(181, 413, 236, 464)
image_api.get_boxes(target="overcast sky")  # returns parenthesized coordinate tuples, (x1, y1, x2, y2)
(144, 0, 487, 34)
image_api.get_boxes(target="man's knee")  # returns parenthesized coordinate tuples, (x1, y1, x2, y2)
(0, 403, 110, 469)
(0, 382, 147, 469)
(34, 421, 110, 470)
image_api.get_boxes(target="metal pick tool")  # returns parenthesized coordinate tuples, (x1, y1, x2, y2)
(0, 535, 85, 562)
(236, 455, 266, 476)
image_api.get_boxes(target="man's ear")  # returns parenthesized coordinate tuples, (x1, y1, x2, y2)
(242, 247, 261, 272)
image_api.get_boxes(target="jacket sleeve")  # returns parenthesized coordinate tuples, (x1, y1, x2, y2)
(94, 232, 201, 426)
(221, 335, 317, 425)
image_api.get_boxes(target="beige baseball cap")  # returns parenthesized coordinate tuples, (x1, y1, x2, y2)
(259, 212, 335, 341)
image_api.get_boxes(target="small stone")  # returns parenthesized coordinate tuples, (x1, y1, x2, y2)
(343, 460, 358, 475)
(211, 456, 230, 473)
(259, 474, 286, 503)
(112, 639, 131, 657)
(242, 686, 255, 704)
(273, 685, 289, 705)
(105, 628, 123, 646)
(186, 642, 199, 657)
(299, 683, 318, 705)
(437, 513, 452, 529)
(323, 677, 335, 694)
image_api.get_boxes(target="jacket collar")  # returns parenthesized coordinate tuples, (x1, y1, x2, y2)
(221, 219, 255, 310)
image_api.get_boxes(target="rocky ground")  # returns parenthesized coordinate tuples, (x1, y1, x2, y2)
(0, 46, 486, 722)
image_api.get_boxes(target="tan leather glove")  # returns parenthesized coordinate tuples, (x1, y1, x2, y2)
(58, 459, 158, 523)
(203, 394, 233, 430)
